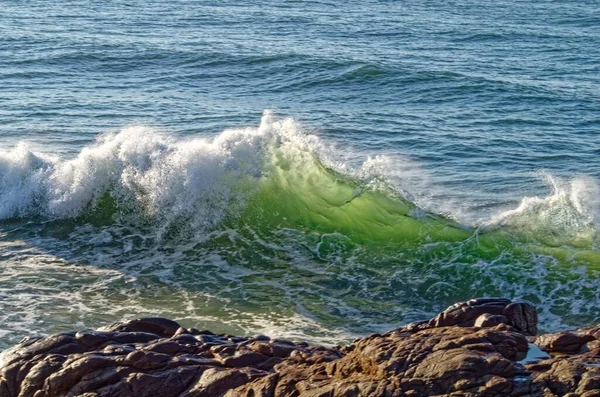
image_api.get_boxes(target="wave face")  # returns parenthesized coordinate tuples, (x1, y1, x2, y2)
(0, 113, 599, 348)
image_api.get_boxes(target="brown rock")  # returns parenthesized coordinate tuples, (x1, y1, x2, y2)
(407, 298, 538, 336)
(536, 331, 595, 354)
(475, 313, 509, 328)
(1, 298, 599, 397)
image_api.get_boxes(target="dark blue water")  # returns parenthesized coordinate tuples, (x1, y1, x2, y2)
(0, 0, 598, 347)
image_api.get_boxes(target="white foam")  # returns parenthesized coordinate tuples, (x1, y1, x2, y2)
(0, 113, 293, 231)
(485, 172, 599, 245)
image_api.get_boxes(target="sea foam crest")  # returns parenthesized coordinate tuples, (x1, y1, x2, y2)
(487, 173, 599, 246)
(0, 111, 313, 228)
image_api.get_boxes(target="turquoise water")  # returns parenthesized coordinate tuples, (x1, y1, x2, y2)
(0, 0, 599, 348)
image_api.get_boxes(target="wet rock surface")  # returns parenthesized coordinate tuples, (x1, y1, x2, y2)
(1, 298, 598, 397)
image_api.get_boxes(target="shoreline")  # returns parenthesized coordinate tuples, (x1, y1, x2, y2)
(1, 298, 598, 396)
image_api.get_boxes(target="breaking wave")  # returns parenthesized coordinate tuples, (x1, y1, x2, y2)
(1, 111, 598, 253)
(0, 112, 599, 345)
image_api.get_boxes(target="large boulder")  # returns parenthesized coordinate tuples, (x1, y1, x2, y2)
(407, 298, 538, 336)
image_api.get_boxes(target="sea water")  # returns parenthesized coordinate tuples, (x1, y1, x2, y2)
(0, 0, 599, 348)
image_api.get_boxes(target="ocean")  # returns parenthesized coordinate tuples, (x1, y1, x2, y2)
(0, 0, 599, 349)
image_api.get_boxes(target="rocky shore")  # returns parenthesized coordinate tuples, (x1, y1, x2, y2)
(1, 298, 598, 397)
